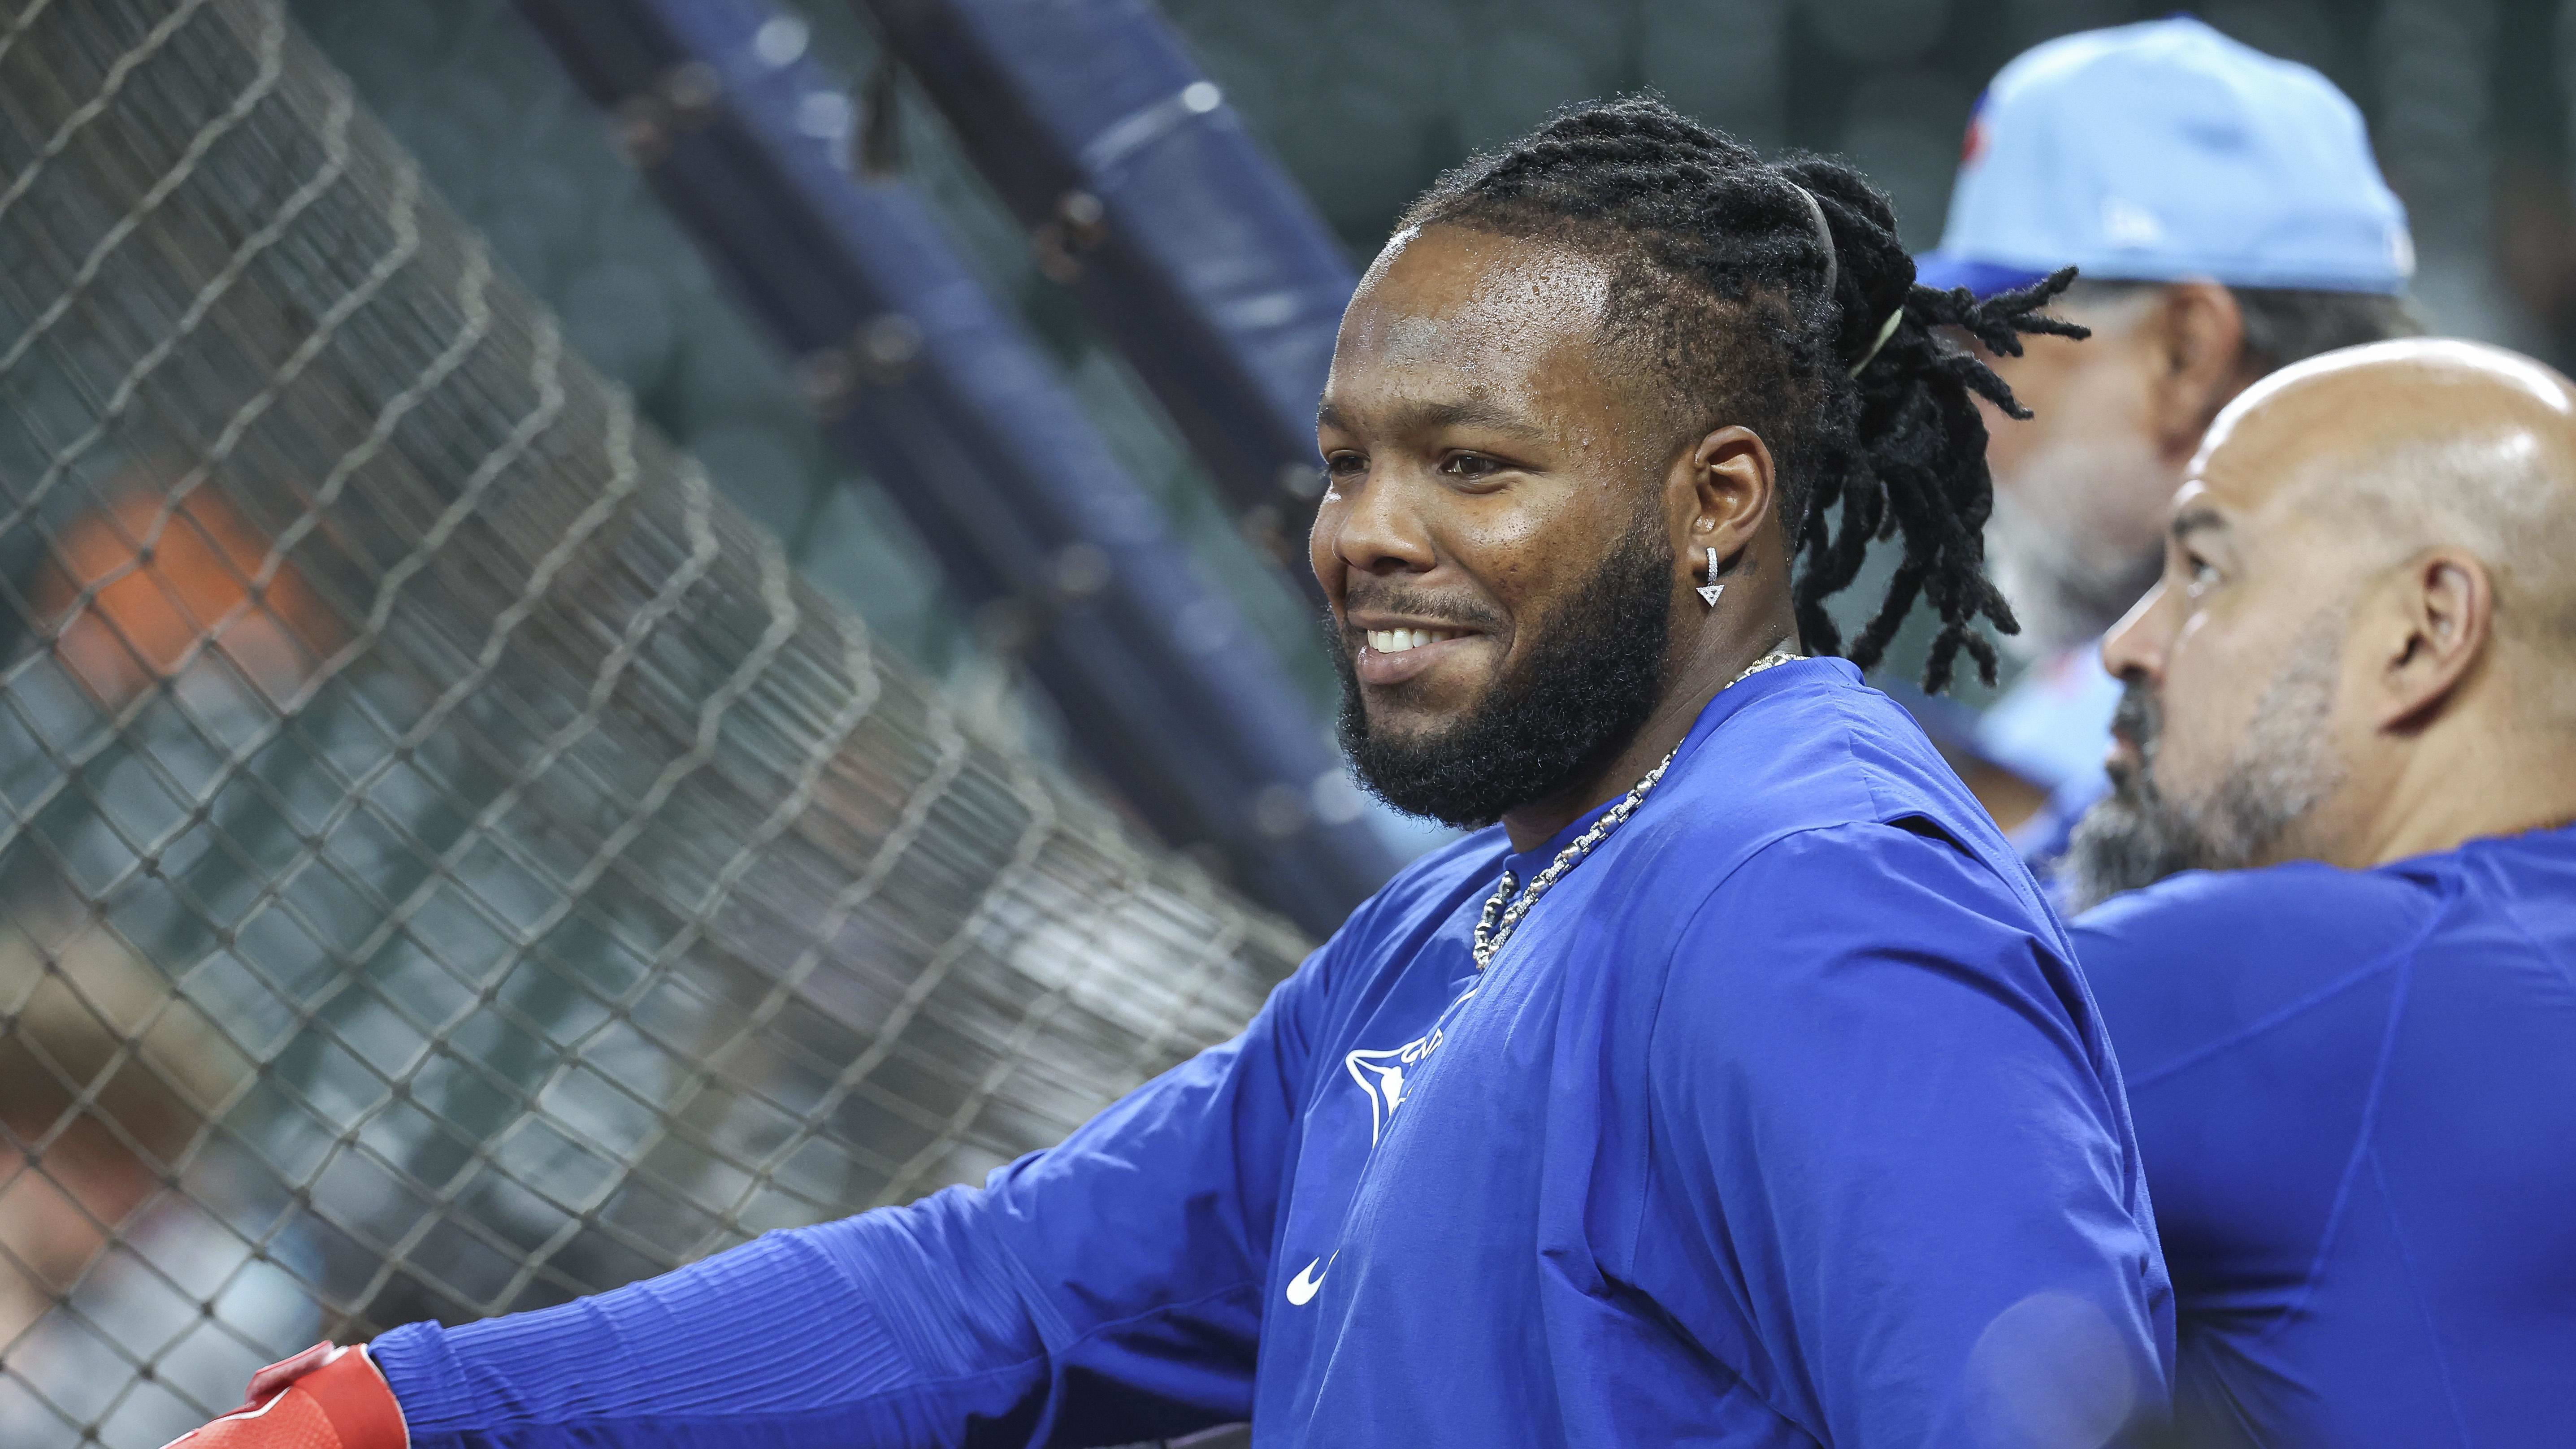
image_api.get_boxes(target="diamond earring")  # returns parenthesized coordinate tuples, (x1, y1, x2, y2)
(1697, 546, 1723, 607)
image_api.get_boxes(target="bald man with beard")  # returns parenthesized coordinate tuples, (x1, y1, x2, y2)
(2068, 339, 2576, 1446)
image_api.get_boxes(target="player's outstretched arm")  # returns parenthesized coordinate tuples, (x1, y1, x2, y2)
(1644, 823, 2175, 1447)
(153, 951, 1338, 1449)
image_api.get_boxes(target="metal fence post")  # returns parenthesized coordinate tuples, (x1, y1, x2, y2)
(510, 0, 1396, 933)
(850, 0, 1361, 593)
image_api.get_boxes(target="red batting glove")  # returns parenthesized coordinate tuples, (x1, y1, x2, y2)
(159, 1342, 408, 1449)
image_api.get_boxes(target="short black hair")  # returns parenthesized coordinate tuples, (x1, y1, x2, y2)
(2062, 277, 2426, 375)
(1395, 94, 2083, 694)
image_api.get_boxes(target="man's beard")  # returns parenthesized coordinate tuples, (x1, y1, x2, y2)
(1334, 522, 1673, 830)
(2062, 611, 2348, 913)
(1985, 445, 2171, 657)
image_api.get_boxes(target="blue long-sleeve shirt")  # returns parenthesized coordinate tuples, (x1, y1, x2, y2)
(371, 659, 2172, 1447)
(2074, 825, 2576, 1447)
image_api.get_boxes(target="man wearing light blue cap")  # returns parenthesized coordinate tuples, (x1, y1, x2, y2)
(1916, 16, 2420, 905)
(1917, 22, 2576, 1449)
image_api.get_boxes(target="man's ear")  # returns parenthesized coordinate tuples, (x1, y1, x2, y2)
(2371, 547, 2494, 731)
(2141, 280, 2249, 460)
(1674, 425, 1775, 562)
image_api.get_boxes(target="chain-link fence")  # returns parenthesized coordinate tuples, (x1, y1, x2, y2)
(0, 2, 1306, 1444)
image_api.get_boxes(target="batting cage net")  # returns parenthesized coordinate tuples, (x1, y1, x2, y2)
(0, 2, 1306, 1444)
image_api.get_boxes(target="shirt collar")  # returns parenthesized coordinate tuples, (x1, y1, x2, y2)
(1494, 656, 1855, 879)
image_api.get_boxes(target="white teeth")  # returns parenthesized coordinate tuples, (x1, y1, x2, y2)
(1365, 627, 1459, 654)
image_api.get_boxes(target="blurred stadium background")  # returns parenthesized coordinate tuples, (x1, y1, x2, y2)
(3, 0, 2570, 1445)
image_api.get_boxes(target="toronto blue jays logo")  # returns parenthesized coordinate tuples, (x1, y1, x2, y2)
(1339, 984, 1477, 1146)
(1341, 1039, 1424, 1146)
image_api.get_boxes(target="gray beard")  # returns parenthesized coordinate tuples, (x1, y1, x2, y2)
(2061, 612, 2348, 914)
(1985, 494, 2166, 659)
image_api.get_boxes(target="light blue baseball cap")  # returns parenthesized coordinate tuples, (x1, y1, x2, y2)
(1915, 17, 2414, 299)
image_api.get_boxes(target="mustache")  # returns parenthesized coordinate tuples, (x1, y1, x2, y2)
(1334, 583, 1506, 635)
(2109, 677, 2158, 754)
(2103, 676, 2166, 807)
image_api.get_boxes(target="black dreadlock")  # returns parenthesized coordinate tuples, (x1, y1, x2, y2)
(1394, 95, 2085, 693)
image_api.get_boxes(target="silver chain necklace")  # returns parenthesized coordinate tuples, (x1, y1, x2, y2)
(1470, 650, 1800, 972)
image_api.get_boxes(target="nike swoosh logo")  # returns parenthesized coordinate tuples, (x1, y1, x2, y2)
(1285, 1255, 1330, 1306)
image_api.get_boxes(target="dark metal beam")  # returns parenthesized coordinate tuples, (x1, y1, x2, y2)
(850, 0, 1359, 594)
(509, 0, 1396, 934)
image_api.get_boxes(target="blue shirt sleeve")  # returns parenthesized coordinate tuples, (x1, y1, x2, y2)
(370, 944, 1336, 1449)
(1636, 822, 2173, 1447)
